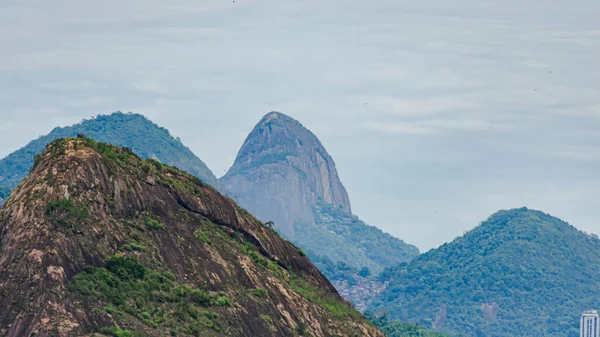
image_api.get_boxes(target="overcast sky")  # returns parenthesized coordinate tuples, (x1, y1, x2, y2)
(1, 0, 599, 250)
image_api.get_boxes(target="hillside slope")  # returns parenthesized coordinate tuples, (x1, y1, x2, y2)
(0, 138, 383, 337)
(220, 112, 418, 276)
(0, 112, 221, 198)
(369, 207, 600, 337)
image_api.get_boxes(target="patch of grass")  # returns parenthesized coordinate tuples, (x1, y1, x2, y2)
(81, 138, 132, 167)
(252, 288, 268, 298)
(147, 159, 163, 172)
(99, 327, 139, 337)
(260, 314, 274, 325)
(195, 230, 209, 242)
(144, 216, 165, 230)
(46, 198, 89, 219)
(45, 198, 89, 232)
(119, 242, 146, 252)
(204, 311, 218, 319)
(289, 275, 361, 320)
(215, 296, 231, 307)
(248, 251, 269, 267)
(243, 242, 270, 267)
(129, 232, 142, 241)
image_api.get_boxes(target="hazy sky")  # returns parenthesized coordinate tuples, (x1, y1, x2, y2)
(1, 0, 599, 250)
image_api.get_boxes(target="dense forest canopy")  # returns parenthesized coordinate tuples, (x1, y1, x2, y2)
(370, 208, 600, 337)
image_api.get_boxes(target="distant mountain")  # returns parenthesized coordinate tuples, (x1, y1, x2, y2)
(298, 201, 419, 274)
(369, 207, 600, 337)
(220, 111, 418, 278)
(0, 112, 221, 199)
(0, 186, 9, 207)
(365, 312, 452, 337)
(221, 111, 351, 237)
(0, 137, 382, 337)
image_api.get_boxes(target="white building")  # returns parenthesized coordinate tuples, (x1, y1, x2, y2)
(581, 310, 600, 337)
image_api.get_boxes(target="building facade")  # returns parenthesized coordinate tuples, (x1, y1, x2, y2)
(581, 310, 600, 337)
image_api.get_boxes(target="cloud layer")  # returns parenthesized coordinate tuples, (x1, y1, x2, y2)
(1, 0, 599, 250)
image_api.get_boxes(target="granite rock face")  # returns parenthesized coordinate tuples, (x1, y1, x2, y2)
(221, 112, 419, 297)
(221, 112, 351, 237)
(0, 138, 383, 337)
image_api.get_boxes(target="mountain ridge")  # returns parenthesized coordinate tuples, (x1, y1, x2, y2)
(0, 111, 222, 200)
(0, 137, 383, 337)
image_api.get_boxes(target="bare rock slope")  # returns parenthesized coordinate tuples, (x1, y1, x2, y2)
(221, 112, 351, 237)
(0, 138, 383, 337)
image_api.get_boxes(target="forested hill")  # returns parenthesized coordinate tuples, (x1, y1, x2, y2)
(370, 207, 600, 337)
(0, 112, 220, 195)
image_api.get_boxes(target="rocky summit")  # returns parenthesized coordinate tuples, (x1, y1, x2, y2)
(221, 112, 351, 237)
(0, 138, 383, 337)
(220, 112, 418, 278)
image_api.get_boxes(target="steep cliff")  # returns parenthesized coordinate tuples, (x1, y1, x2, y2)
(0, 138, 383, 337)
(221, 112, 351, 237)
(220, 112, 418, 277)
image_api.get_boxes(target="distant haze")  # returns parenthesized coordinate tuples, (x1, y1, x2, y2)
(0, 0, 598, 250)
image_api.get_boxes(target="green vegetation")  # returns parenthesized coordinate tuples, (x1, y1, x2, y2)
(289, 275, 361, 320)
(239, 231, 364, 321)
(0, 186, 10, 200)
(99, 327, 139, 337)
(118, 241, 146, 252)
(293, 201, 419, 276)
(195, 219, 232, 245)
(0, 111, 220, 192)
(69, 257, 225, 335)
(365, 312, 452, 337)
(215, 296, 231, 307)
(46, 198, 89, 218)
(304, 250, 359, 283)
(370, 208, 600, 337)
(252, 288, 267, 298)
(46, 198, 89, 231)
(3, 136, 381, 337)
(144, 216, 165, 230)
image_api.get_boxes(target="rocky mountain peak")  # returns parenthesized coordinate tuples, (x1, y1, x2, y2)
(221, 112, 351, 236)
(0, 137, 383, 337)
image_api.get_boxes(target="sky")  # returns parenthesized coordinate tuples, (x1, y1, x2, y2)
(0, 0, 599, 251)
